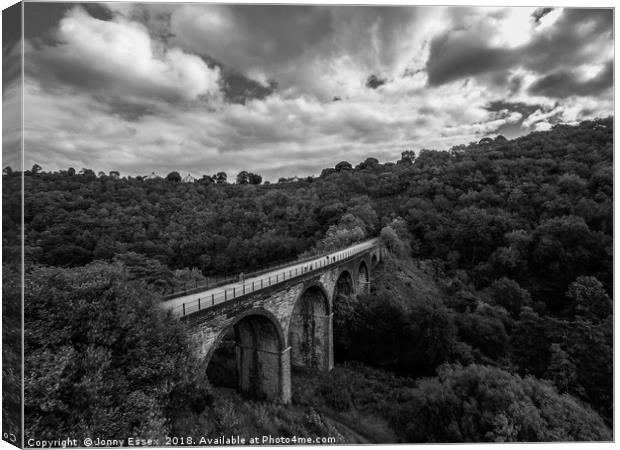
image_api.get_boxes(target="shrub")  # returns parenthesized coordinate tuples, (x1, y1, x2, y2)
(391, 364, 611, 442)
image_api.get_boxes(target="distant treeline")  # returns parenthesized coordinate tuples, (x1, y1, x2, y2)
(5, 117, 612, 301)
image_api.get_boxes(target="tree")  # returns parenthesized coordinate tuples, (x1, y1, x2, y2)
(166, 171, 181, 182)
(214, 172, 227, 184)
(565, 316, 613, 422)
(399, 150, 416, 164)
(357, 157, 379, 170)
(198, 175, 214, 185)
(80, 168, 95, 177)
(24, 262, 208, 440)
(3, 264, 22, 441)
(248, 173, 262, 185)
(391, 364, 611, 442)
(566, 276, 612, 320)
(334, 292, 455, 376)
(511, 307, 551, 376)
(380, 226, 406, 256)
(236, 171, 249, 184)
(31, 164, 42, 174)
(314, 213, 366, 253)
(347, 202, 378, 233)
(530, 216, 610, 304)
(545, 343, 580, 395)
(335, 161, 352, 172)
(3, 166, 13, 176)
(67, 167, 76, 176)
(456, 311, 508, 360)
(487, 278, 532, 317)
(92, 235, 118, 261)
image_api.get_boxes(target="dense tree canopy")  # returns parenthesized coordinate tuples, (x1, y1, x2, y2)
(7, 117, 612, 442)
(24, 262, 208, 440)
(392, 364, 611, 442)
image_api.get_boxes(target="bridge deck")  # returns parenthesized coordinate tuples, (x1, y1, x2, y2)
(160, 238, 379, 317)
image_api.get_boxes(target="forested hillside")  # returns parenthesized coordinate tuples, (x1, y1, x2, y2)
(7, 117, 613, 442)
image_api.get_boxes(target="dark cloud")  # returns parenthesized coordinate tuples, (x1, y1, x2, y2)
(528, 60, 613, 98)
(366, 75, 387, 89)
(532, 8, 553, 23)
(96, 97, 159, 122)
(485, 100, 543, 117)
(172, 5, 335, 73)
(221, 69, 275, 104)
(198, 53, 275, 104)
(3, 2, 21, 89)
(426, 31, 516, 86)
(523, 8, 613, 74)
(24, 2, 112, 45)
(507, 73, 524, 94)
(3, 2, 21, 51)
(484, 100, 545, 137)
(111, 3, 176, 43)
(425, 7, 613, 94)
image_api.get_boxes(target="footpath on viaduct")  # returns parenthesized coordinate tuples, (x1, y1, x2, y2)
(160, 238, 382, 404)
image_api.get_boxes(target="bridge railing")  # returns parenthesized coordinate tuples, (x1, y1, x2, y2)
(167, 240, 379, 318)
(162, 239, 373, 300)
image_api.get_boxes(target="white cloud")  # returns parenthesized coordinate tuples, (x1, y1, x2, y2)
(23, 69, 541, 181)
(33, 7, 221, 102)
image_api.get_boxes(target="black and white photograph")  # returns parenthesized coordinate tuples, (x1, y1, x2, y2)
(1, 1, 615, 447)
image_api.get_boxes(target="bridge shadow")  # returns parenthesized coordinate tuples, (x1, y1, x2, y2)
(290, 284, 332, 371)
(206, 328, 238, 389)
(206, 311, 290, 403)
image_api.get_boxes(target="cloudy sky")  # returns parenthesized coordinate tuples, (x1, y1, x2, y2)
(11, 2, 615, 180)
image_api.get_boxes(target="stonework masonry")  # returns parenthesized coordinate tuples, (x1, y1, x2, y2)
(183, 246, 381, 403)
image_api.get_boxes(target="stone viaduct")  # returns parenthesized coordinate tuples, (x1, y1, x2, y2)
(163, 239, 382, 404)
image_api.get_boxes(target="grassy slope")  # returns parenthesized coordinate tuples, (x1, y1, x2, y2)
(370, 252, 447, 310)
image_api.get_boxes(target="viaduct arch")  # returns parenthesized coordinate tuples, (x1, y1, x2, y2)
(163, 239, 382, 403)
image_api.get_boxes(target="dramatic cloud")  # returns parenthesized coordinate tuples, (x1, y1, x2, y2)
(19, 4, 614, 181)
(531, 7, 554, 24)
(426, 6, 613, 92)
(426, 31, 517, 86)
(168, 5, 428, 99)
(528, 61, 613, 98)
(366, 75, 387, 90)
(522, 8, 612, 74)
(29, 7, 222, 103)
